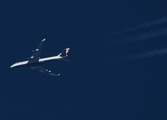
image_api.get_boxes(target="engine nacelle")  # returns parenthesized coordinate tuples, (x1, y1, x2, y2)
(27, 56, 34, 60)
(32, 49, 39, 53)
(45, 69, 51, 73)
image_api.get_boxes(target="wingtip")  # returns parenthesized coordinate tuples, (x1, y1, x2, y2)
(42, 38, 46, 41)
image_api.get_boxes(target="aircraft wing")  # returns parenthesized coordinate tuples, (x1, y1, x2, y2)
(31, 66, 60, 77)
(28, 38, 46, 63)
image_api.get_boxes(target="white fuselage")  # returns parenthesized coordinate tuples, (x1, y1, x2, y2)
(10, 55, 64, 68)
(39, 56, 62, 62)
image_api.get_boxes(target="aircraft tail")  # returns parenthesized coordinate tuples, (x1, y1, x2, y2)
(58, 48, 70, 57)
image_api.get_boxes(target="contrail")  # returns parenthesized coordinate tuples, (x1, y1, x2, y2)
(118, 48, 167, 62)
(112, 28, 167, 45)
(110, 17, 167, 36)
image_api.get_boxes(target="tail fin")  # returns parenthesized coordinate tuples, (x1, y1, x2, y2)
(58, 48, 70, 57)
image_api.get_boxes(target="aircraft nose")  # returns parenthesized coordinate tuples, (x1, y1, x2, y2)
(10, 64, 15, 68)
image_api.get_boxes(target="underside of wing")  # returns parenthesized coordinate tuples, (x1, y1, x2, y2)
(28, 38, 46, 63)
(31, 66, 60, 77)
(47, 72, 60, 77)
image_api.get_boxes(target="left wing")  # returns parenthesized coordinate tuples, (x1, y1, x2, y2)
(28, 38, 46, 63)
(31, 66, 60, 77)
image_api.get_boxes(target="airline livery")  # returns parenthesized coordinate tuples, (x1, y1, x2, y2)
(10, 38, 70, 76)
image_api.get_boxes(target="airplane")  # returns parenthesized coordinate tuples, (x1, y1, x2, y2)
(10, 38, 70, 76)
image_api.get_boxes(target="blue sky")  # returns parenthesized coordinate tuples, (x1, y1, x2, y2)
(1, 1, 167, 120)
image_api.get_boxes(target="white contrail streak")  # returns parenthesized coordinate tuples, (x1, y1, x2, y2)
(110, 17, 167, 35)
(112, 28, 167, 45)
(118, 48, 167, 61)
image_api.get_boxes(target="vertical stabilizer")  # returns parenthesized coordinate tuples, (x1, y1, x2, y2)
(58, 48, 70, 57)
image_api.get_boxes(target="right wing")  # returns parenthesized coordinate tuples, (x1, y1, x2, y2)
(31, 66, 60, 77)
(28, 38, 46, 63)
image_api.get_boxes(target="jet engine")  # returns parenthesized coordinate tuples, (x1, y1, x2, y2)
(32, 49, 39, 53)
(27, 56, 34, 60)
(44, 69, 51, 73)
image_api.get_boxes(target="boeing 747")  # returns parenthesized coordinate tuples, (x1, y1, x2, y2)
(10, 38, 70, 76)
